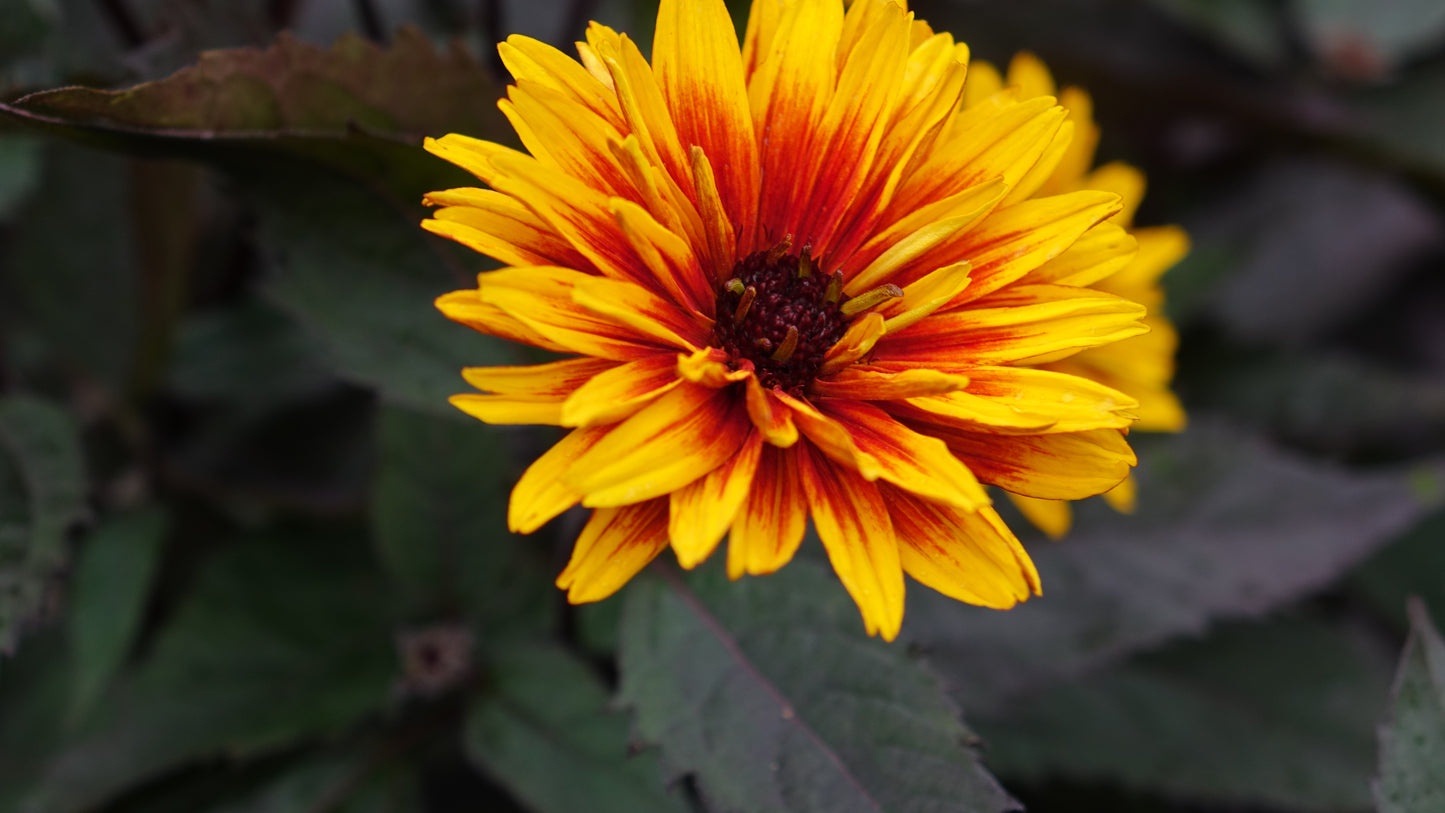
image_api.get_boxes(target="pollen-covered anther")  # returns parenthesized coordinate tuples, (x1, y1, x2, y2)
(840, 283, 904, 317)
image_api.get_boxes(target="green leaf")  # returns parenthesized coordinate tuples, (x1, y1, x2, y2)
(1374, 599, 1445, 813)
(906, 419, 1445, 712)
(464, 642, 688, 813)
(1351, 508, 1445, 633)
(372, 406, 553, 630)
(0, 27, 504, 200)
(66, 507, 167, 723)
(10, 27, 497, 140)
(0, 633, 74, 810)
(165, 300, 336, 406)
(975, 617, 1393, 811)
(0, 394, 86, 654)
(5, 142, 141, 390)
(618, 559, 1018, 813)
(249, 163, 515, 414)
(22, 533, 396, 813)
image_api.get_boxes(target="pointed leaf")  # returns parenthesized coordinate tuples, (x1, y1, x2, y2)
(23, 534, 395, 813)
(372, 407, 552, 630)
(0, 395, 86, 654)
(251, 166, 516, 413)
(618, 559, 1018, 813)
(464, 643, 687, 813)
(0, 28, 506, 200)
(1374, 599, 1445, 813)
(66, 508, 167, 722)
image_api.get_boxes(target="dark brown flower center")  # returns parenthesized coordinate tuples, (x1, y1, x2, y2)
(713, 242, 849, 394)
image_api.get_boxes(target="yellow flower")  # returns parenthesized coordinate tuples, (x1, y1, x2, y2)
(424, 0, 1150, 640)
(963, 53, 1190, 540)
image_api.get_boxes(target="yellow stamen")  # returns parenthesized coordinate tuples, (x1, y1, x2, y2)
(734, 285, 757, 323)
(824, 270, 844, 305)
(767, 234, 794, 263)
(769, 326, 800, 363)
(841, 283, 904, 317)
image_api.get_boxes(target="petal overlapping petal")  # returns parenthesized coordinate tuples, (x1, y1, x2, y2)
(568, 383, 750, 507)
(885, 485, 1039, 608)
(797, 442, 905, 641)
(556, 498, 671, 602)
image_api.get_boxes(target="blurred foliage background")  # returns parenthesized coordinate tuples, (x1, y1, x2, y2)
(2, 0, 1445, 811)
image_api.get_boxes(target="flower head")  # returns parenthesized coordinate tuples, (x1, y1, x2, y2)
(426, 0, 1153, 640)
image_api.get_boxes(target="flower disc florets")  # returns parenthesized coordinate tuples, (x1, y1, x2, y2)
(713, 244, 848, 394)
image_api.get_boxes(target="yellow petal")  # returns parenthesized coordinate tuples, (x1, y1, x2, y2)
(499, 34, 625, 132)
(961, 59, 1003, 109)
(1103, 473, 1138, 513)
(744, 376, 799, 447)
(653, 0, 760, 246)
(595, 33, 692, 200)
(560, 354, 684, 427)
(1027, 220, 1138, 288)
(424, 187, 587, 269)
(844, 182, 1001, 294)
(812, 366, 969, 400)
(1005, 51, 1057, 99)
(773, 390, 883, 479)
(818, 398, 990, 510)
(819, 312, 886, 376)
(795, 0, 912, 255)
(1084, 161, 1146, 226)
(1007, 492, 1073, 540)
(568, 383, 750, 507)
(501, 82, 632, 201)
(797, 442, 906, 641)
(1100, 224, 1190, 299)
(609, 197, 712, 316)
(678, 347, 753, 389)
(451, 357, 615, 426)
(875, 285, 1147, 368)
(878, 261, 972, 334)
(450, 395, 563, 426)
(556, 499, 671, 602)
(461, 357, 614, 396)
(727, 443, 807, 578)
(435, 289, 567, 353)
(934, 426, 1136, 499)
(748, 0, 843, 244)
(669, 430, 764, 568)
(904, 366, 1139, 433)
(887, 485, 1039, 607)
(478, 266, 685, 360)
(509, 426, 609, 533)
(570, 273, 708, 351)
(948, 190, 1123, 303)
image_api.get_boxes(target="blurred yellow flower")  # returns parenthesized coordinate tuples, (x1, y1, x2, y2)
(965, 53, 1189, 539)
(425, 0, 1152, 639)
